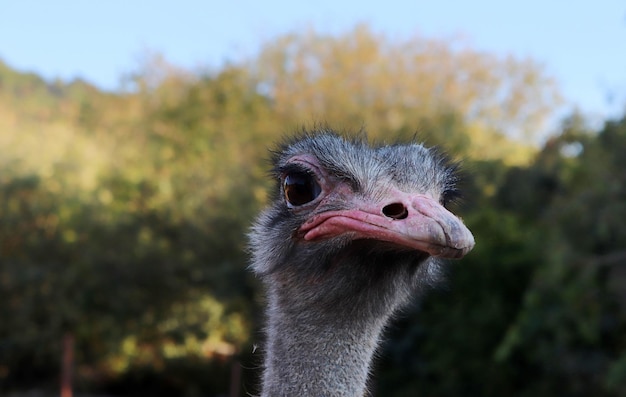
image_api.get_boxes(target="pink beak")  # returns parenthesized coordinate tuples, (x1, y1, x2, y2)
(299, 194, 475, 259)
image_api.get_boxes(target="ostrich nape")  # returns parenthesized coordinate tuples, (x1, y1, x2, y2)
(249, 130, 474, 397)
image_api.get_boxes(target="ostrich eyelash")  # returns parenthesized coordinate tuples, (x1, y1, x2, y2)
(441, 188, 462, 208)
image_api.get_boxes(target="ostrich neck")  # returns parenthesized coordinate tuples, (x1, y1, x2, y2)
(260, 281, 395, 397)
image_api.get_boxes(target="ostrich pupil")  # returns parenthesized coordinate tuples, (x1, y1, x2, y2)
(284, 172, 320, 206)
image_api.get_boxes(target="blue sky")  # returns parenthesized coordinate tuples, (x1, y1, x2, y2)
(1, 1, 625, 124)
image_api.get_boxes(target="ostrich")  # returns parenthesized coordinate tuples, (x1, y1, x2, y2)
(249, 130, 475, 396)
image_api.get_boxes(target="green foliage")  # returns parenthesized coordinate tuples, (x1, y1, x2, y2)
(377, 114, 626, 396)
(0, 26, 624, 396)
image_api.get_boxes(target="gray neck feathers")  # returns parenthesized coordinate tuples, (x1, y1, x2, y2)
(261, 292, 385, 396)
(256, 253, 437, 397)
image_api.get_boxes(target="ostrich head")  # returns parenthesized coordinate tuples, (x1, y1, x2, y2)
(249, 130, 474, 396)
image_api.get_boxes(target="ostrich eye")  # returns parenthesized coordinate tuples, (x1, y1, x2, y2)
(283, 171, 321, 206)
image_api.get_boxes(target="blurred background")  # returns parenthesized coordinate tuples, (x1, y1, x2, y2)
(1, 1, 625, 396)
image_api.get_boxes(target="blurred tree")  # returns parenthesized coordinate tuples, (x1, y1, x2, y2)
(0, 59, 267, 395)
(377, 113, 626, 396)
(3, 24, 625, 396)
(251, 24, 559, 163)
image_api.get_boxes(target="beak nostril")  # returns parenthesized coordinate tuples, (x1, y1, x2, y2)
(382, 203, 408, 220)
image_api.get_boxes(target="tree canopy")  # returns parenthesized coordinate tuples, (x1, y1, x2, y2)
(0, 25, 624, 396)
